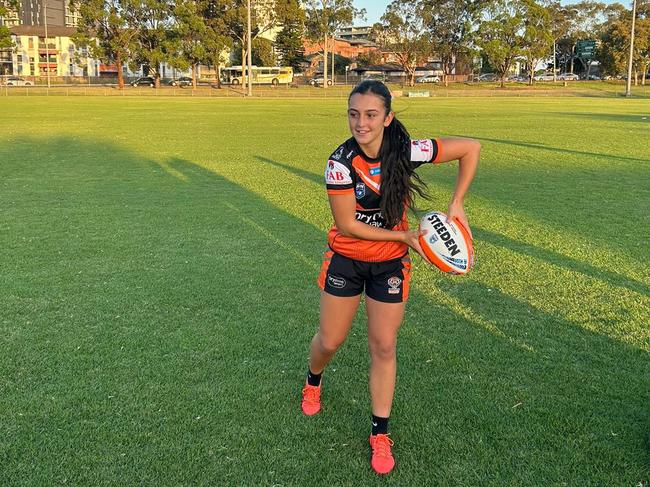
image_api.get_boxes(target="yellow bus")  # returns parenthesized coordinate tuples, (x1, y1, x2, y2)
(221, 66, 293, 86)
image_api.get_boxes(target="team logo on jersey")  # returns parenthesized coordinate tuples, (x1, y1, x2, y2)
(355, 182, 366, 198)
(387, 276, 402, 294)
(369, 167, 381, 176)
(328, 275, 346, 289)
(412, 139, 432, 152)
(332, 146, 344, 161)
(325, 160, 352, 185)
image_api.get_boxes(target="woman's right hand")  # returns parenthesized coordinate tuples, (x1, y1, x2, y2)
(402, 229, 432, 264)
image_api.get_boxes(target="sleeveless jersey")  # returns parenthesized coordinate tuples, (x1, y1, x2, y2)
(324, 137, 442, 262)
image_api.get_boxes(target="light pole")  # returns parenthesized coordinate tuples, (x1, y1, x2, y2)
(625, 0, 637, 97)
(345, 65, 349, 85)
(331, 40, 334, 86)
(246, 0, 252, 97)
(44, 2, 51, 88)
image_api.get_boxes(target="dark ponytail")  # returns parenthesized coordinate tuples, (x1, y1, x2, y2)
(349, 80, 429, 228)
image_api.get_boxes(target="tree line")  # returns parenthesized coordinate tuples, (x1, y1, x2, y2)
(374, 0, 650, 86)
(1, 0, 648, 88)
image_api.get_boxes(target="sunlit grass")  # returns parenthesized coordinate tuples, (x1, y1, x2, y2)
(0, 95, 648, 485)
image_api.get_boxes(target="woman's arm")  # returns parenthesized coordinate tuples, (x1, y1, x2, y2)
(436, 137, 481, 237)
(328, 193, 429, 260)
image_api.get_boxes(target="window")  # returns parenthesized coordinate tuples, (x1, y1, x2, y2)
(28, 37, 33, 49)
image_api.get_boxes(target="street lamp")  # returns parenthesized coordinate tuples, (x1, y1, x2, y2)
(246, 0, 252, 97)
(345, 65, 349, 85)
(625, 0, 637, 97)
(44, 2, 51, 88)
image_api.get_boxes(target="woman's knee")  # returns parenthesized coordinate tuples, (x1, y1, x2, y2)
(369, 339, 397, 362)
(315, 332, 345, 355)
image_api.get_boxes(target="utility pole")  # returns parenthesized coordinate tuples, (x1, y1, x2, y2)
(625, 0, 637, 97)
(247, 0, 253, 97)
(44, 2, 51, 88)
(331, 40, 334, 85)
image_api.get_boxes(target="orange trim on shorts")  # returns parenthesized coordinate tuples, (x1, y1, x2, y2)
(317, 250, 335, 289)
(401, 256, 412, 300)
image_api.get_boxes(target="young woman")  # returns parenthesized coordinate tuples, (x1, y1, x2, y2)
(301, 80, 480, 475)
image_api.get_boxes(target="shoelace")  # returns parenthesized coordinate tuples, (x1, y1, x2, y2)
(371, 434, 394, 458)
(302, 385, 320, 404)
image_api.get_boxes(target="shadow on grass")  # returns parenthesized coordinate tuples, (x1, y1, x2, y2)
(255, 155, 649, 297)
(454, 135, 649, 165)
(0, 138, 648, 485)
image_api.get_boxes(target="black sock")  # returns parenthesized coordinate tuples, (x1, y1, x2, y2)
(307, 369, 322, 387)
(371, 414, 389, 435)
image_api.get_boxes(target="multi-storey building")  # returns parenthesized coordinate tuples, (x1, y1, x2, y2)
(17, 0, 79, 28)
(10, 25, 96, 77)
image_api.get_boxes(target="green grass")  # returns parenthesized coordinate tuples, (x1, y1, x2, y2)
(0, 95, 648, 485)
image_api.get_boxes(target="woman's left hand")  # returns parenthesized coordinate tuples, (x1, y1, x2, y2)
(447, 201, 472, 240)
(402, 229, 432, 264)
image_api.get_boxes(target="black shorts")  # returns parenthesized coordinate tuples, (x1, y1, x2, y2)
(317, 250, 412, 303)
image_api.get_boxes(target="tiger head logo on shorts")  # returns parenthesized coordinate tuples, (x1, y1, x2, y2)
(387, 276, 402, 294)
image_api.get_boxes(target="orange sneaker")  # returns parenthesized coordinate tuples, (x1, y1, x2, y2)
(301, 383, 321, 416)
(369, 433, 395, 475)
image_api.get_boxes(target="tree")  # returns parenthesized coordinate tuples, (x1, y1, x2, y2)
(355, 49, 383, 67)
(636, 1, 650, 85)
(169, 0, 230, 88)
(599, 0, 650, 83)
(305, 0, 363, 88)
(0, 0, 19, 54)
(520, 0, 553, 85)
(223, 0, 277, 75)
(74, 0, 139, 89)
(274, 0, 306, 70)
(132, 0, 174, 88)
(232, 36, 276, 65)
(545, 1, 578, 80)
(419, 0, 488, 86)
(373, 0, 428, 86)
(202, 0, 234, 88)
(475, 0, 526, 87)
(557, 1, 607, 74)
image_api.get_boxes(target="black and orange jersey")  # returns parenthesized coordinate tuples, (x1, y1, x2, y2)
(324, 137, 443, 262)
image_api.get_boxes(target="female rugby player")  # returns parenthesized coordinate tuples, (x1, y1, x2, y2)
(300, 80, 480, 475)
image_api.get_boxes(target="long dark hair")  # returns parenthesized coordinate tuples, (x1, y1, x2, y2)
(349, 80, 429, 228)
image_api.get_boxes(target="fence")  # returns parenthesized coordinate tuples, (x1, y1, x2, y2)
(1, 80, 647, 99)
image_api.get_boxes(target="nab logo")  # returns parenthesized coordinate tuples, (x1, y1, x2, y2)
(369, 167, 381, 176)
(413, 139, 431, 152)
(325, 160, 352, 185)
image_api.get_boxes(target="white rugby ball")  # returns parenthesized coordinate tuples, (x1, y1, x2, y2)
(418, 211, 474, 275)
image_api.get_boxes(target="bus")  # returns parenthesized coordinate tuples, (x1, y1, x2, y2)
(221, 66, 293, 86)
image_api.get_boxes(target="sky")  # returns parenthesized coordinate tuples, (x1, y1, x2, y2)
(353, 0, 631, 26)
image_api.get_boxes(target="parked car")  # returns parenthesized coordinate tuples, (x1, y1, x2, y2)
(362, 73, 387, 82)
(533, 73, 555, 81)
(309, 77, 333, 86)
(131, 76, 155, 87)
(416, 75, 440, 83)
(506, 75, 527, 82)
(168, 76, 193, 87)
(475, 73, 496, 82)
(558, 72, 580, 81)
(583, 74, 601, 80)
(5, 76, 33, 86)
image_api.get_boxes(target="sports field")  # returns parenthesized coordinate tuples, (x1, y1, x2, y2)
(1, 95, 649, 485)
